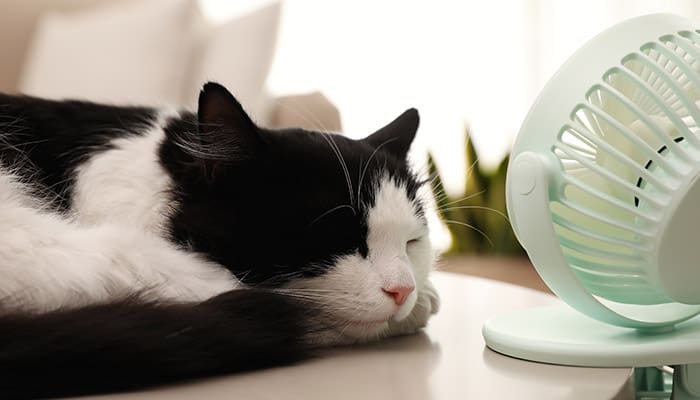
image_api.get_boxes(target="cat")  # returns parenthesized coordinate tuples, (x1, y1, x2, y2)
(0, 82, 439, 398)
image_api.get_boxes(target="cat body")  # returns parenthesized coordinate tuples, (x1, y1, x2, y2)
(0, 83, 438, 398)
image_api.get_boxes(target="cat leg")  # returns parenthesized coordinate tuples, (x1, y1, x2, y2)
(0, 200, 238, 312)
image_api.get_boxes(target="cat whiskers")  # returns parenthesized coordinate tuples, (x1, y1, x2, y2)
(428, 152, 482, 206)
(273, 287, 389, 341)
(272, 288, 336, 301)
(437, 205, 509, 221)
(465, 154, 480, 184)
(308, 204, 355, 227)
(335, 300, 388, 340)
(276, 100, 329, 133)
(414, 171, 439, 188)
(357, 137, 397, 207)
(275, 288, 377, 310)
(442, 219, 494, 247)
(320, 133, 356, 214)
(255, 270, 306, 287)
(435, 189, 485, 208)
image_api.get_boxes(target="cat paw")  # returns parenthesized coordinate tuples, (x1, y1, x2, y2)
(423, 279, 440, 315)
(383, 279, 440, 337)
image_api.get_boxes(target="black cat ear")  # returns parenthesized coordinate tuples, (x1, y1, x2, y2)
(196, 82, 260, 179)
(198, 82, 258, 140)
(364, 108, 419, 159)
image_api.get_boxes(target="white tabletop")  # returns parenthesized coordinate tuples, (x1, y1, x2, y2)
(78, 271, 634, 400)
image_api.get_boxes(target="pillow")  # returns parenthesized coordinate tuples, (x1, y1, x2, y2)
(183, 2, 281, 123)
(19, 0, 198, 106)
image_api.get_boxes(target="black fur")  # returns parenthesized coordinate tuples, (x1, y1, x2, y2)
(0, 289, 320, 399)
(0, 94, 156, 211)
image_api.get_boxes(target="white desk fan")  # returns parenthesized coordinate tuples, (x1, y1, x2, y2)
(482, 14, 700, 399)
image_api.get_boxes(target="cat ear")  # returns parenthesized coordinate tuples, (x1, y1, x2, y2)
(196, 82, 261, 179)
(364, 108, 419, 160)
(198, 82, 258, 143)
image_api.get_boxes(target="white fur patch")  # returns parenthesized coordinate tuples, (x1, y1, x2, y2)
(71, 113, 175, 233)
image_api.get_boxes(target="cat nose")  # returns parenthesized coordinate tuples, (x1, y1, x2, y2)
(382, 286, 415, 306)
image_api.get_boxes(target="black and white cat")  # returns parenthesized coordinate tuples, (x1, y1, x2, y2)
(0, 82, 439, 398)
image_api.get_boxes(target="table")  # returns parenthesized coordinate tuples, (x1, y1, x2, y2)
(76, 271, 634, 400)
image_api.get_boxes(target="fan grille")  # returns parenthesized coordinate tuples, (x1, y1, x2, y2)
(549, 30, 700, 305)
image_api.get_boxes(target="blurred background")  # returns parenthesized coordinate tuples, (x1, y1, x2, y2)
(1, 0, 699, 272)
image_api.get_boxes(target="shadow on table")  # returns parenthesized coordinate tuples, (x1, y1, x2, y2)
(91, 332, 443, 400)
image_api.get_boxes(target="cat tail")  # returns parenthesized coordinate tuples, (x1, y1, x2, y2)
(0, 289, 327, 399)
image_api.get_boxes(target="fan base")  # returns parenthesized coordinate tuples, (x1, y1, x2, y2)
(483, 304, 700, 398)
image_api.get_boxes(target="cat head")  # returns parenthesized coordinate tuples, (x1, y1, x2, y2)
(160, 82, 434, 342)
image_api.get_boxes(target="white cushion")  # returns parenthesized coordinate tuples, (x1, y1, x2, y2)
(184, 2, 281, 122)
(19, 0, 198, 106)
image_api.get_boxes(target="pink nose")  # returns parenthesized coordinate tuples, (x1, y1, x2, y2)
(383, 286, 415, 306)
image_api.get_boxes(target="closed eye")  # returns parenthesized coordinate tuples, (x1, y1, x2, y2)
(407, 238, 421, 246)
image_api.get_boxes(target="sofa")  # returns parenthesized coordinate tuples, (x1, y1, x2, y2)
(0, 0, 342, 132)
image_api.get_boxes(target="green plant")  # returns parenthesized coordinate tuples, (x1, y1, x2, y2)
(428, 129, 524, 255)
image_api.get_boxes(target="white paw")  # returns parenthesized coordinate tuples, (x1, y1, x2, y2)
(423, 279, 440, 315)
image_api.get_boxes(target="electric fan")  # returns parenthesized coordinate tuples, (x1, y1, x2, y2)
(482, 14, 700, 399)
